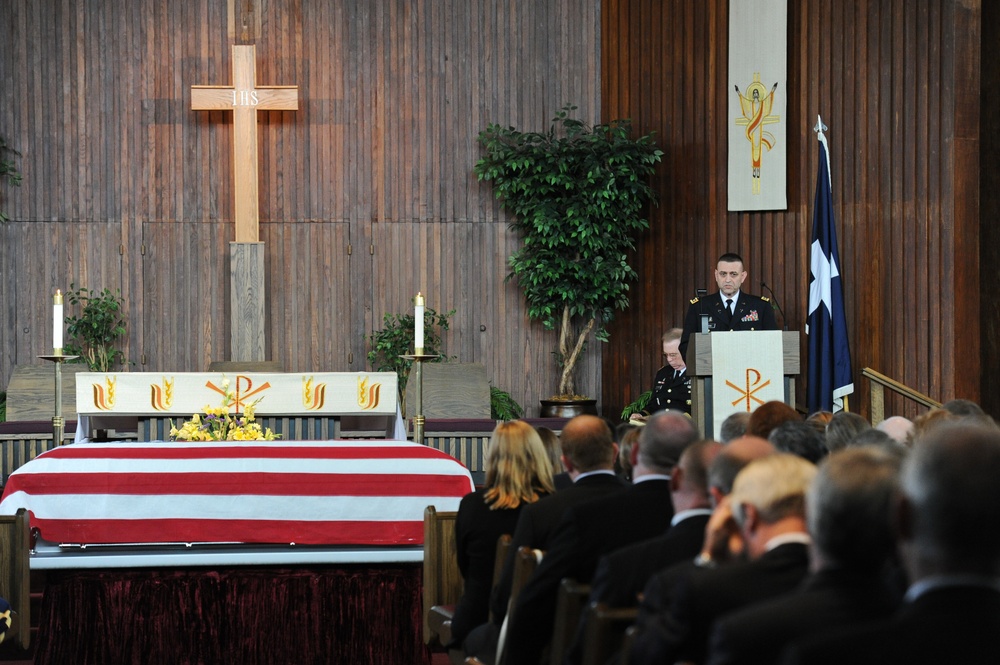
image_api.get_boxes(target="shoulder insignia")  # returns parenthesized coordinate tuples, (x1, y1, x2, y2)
(761, 296, 770, 302)
(690, 297, 700, 304)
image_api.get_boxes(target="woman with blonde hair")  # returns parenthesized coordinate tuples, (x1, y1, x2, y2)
(449, 420, 555, 647)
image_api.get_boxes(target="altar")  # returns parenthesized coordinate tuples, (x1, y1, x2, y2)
(0, 439, 474, 663)
(71, 370, 407, 443)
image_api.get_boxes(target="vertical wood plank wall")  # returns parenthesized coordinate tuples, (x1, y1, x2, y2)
(0, 0, 989, 421)
(0, 0, 601, 416)
(980, 0, 1000, 419)
(600, 0, 984, 420)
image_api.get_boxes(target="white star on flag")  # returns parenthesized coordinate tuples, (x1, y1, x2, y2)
(807, 239, 840, 332)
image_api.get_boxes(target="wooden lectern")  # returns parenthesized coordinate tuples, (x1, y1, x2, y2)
(688, 331, 800, 438)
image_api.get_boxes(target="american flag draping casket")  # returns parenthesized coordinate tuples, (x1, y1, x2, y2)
(0, 440, 474, 546)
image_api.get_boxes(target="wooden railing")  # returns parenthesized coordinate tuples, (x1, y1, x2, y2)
(862, 368, 941, 425)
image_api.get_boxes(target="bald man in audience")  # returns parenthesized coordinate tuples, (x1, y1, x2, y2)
(630, 454, 817, 665)
(706, 447, 903, 665)
(875, 415, 914, 446)
(783, 423, 1000, 665)
(503, 410, 698, 665)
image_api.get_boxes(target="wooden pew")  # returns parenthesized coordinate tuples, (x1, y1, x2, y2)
(0, 509, 31, 650)
(423, 506, 463, 647)
(549, 578, 591, 665)
(489, 534, 512, 623)
(495, 546, 543, 665)
(580, 603, 639, 665)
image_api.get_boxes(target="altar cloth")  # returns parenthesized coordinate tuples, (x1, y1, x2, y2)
(0, 439, 473, 547)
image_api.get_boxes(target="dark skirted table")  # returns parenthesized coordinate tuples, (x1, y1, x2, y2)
(0, 439, 474, 664)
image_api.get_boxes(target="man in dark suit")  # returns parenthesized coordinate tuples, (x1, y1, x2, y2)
(630, 453, 816, 665)
(502, 410, 700, 665)
(783, 422, 1000, 665)
(633, 434, 778, 622)
(463, 415, 626, 662)
(705, 446, 904, 665)
(563, 439, 721, 665)
(679, 252, 778, 361)
(585, 439, 721, 610)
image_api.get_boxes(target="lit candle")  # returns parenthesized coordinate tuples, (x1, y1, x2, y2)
(53, 289, 64, 354)
(414, 292, 425, 354)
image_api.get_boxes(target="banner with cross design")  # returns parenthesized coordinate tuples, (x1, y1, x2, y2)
(710, 331, 785, 434)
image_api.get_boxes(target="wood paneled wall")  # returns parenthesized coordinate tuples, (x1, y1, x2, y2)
(0, 0, 601, 415)
(0, 0, 989, 422)
(981, 0, 1000, 419)
(600, 0, 984, 420)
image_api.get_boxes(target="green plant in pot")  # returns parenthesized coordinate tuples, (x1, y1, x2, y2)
(475, 105, 662, 411)
(63, 283, 129, 371)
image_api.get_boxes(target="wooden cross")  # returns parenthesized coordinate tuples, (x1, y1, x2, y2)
(191, 44, 298, 242)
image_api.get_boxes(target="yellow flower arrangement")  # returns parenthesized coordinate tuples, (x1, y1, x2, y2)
(170, 386, 279, 442)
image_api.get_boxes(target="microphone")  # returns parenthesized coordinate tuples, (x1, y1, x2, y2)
(696, 289, 709, 333)
(760, 281, 786, 330)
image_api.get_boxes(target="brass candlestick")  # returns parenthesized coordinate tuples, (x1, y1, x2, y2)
(401, 353, 439, 445)
(38, 352, 79, 446)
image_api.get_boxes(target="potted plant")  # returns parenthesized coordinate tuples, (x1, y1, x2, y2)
(475, 105, 662, 413)
(63, 283, 129, 371)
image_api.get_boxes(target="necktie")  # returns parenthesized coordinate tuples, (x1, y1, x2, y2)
(726, 298, 734, 318)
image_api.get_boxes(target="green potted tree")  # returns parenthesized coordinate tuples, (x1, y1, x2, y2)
(475, 105, 662, 414)
(63, 284, 129, 371)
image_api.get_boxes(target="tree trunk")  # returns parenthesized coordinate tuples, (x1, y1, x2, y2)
(557, 307, 596, 396)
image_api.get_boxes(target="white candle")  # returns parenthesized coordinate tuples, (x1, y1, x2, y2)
(414, 292, 425, 353)
(53, 289, 64, 353)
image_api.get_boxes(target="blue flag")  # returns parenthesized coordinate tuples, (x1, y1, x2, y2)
(807, 121, 853, 413)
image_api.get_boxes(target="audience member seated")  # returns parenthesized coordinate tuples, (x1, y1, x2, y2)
(719, 411, 752, 443)
(537, 426, 571, 490)
(622, 434, 777, 665)
(783, 422, 1000, 664)
(449, 420, 556, 648)
(768, 420, 828, 464)
(705, 446, 904, 665)
(906, 407, 956, 446)
(939, 397, 986, 417)
(615, 426, 641, 483)
(565, 439, 722, 664)
(804, 410, 833, 436)
(463, 415, 627, 663)
(823, 411, 871, 452)
(875, 415, 914, 446)
(846, 428, 908, 459)
(629, 453, 817, 665)
(747, 401, 800, 440)
(587, 439, 721, 609)
(503, 410, 699, 665)
(687, 435, 782, 571)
